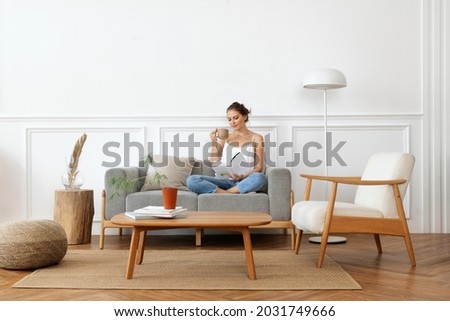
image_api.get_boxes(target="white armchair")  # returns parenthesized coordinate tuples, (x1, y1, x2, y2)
(291, 152, 416, 268)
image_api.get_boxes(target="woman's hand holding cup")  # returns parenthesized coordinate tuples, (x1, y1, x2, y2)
(217, 128, 229, 140)
(210, 128, 229, 142)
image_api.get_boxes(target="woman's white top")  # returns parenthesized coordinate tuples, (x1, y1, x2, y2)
(216, 142, 255, 177)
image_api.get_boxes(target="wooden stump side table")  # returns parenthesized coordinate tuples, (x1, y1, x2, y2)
(53, 189, 94, 245)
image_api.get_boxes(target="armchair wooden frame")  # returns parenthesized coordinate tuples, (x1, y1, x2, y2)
(294, 174, 416, 268)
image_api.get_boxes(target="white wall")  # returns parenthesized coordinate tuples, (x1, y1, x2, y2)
(0, 0, 447, 233)
(0, 0, 422, 116)
(444, 0, 449, 233)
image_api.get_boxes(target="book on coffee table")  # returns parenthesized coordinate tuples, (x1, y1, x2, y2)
(125, 206, 187, 219)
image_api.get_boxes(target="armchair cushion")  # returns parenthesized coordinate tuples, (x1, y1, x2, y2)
(354, 153, 414, 218)
(292, 201, 382, 233)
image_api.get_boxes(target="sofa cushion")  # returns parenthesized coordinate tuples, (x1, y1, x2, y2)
(198, 193, 269, 213)
(141, 155, 195, 191)
(191, 159, 215, 176)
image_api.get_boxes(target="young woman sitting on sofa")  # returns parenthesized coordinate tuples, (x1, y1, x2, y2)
(186, 101, 267, 194)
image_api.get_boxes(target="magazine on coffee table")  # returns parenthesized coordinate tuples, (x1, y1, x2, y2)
(125, 206, 187, 219)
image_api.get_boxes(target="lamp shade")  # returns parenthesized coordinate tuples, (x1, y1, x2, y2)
(303, 68, 347, 90)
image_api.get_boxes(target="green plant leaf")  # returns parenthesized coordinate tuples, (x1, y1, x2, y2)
(107, 154, 168, 199)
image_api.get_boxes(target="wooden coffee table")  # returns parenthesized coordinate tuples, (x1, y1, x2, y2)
(111, 211, 272, 280)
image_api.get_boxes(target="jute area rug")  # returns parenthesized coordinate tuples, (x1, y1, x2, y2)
(13, 249, 361, 290)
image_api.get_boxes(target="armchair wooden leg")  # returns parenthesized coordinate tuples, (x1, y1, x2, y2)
(403, 235, 416, 266)
(393, 184, 416, 266)
(317, 182, 338, 268)
(317, 235, 329, 268)
(290, 222, 296, 250)
(294, 228, 302, 254)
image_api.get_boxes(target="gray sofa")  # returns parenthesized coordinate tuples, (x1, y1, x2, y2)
(100, 159, 294, 249)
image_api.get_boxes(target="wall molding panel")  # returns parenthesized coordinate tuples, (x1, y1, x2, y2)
(0, 113, 429, 234)
(291, 123, 414, 220)
(24, 126, 147, 221)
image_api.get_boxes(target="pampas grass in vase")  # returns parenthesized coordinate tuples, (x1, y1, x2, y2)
(62, 133, 87, 190)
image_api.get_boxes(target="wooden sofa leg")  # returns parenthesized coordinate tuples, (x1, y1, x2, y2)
(99, 227, 105, 249)
(195, 228, 203, 246)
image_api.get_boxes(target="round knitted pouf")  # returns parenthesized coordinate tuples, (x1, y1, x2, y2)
(0, 219, 68, 270)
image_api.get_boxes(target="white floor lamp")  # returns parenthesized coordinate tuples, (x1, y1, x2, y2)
(303, 68, 347, 244)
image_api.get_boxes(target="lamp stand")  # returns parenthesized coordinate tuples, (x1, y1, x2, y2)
(308, 88, 347, 245)
(324, 89, 328, 177)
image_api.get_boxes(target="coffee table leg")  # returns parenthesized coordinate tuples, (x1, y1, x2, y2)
(136, 230, 146, 265)
(241, 227, 256, 280)
(126, 227, 142, 279)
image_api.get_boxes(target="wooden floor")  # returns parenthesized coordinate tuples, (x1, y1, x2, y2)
(1, 232, 450, 301)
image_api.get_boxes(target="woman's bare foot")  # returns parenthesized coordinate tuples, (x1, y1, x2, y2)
(226, 186, 240, 194)
(215, 188, 232, 194)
